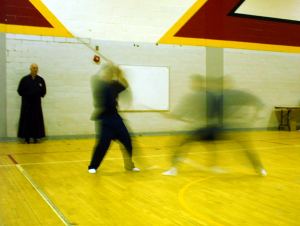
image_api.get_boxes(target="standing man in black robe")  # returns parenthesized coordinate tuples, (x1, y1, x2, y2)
(17, 63, 46, 143)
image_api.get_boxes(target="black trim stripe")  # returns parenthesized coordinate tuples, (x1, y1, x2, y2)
(228, 0, 300, 24)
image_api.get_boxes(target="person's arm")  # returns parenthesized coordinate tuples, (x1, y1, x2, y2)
(17, 77, 25, 96)
(17, 80, 23, 96)
(39, 77, 46, 97)
(115, 70, 129, 88)
(162, 112, 194, 123)
(162, 94, 198, 123)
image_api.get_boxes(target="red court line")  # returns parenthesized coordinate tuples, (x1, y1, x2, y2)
(8, 154, 18, 164)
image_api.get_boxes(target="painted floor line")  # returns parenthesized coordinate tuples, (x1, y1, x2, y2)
(16, 164, 74, 226)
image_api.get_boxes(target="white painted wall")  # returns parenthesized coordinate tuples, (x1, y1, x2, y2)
(42, 0, 196, 42)
(6, 36, 205, 137)
(224, 49, 300, 128)
(3, 1, 300, 137)
(0, 34, 6, 137)
(237, 0, 300, 21)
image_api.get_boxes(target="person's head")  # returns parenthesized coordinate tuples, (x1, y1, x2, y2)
(30, 64, 39, 77)
(100, 63, 122, 82)
(206, 76, 223, 91)
(112, 65, 122, 78)
(223, 75, 235, 89)
(189, 74, 205, 91)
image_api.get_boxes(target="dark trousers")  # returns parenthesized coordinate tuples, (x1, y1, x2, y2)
(171, 126, 264, 172)
(89, 115, 134, 170)
(171, 126, 221, 166)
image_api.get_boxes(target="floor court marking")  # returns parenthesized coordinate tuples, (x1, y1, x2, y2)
(16, 164, 74, 226)
(1, 136, 299, 160)
(1, 135, 299, 157)
(11, 143, 300, 167)
(178, 176, 226, 226)
(8, 154, 18, 164)
(178, 174, 300, 226)
(11, 150, 300, 226)
(0, 164, 15, 167)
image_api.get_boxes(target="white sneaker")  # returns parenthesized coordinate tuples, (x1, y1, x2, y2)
(259, 168, 267, 177)
(131, 167, 141, 172)
(88, 168, 96, 174)
(210, 166, 227, 174)
(146, 165, 160, 170)
(162, 167, 178, 176)
(179, 158, 208, 171)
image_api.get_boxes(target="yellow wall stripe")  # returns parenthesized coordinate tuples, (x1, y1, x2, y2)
(0, 0, 73, 37)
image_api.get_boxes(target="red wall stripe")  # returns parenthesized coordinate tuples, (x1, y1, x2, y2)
(0, 0, 53, 27)
(175, 0, 300, 47)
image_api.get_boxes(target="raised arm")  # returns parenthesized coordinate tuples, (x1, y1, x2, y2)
(115, 68, 129, 88)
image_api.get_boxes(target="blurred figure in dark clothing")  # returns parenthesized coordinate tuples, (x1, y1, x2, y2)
(162, 75, 224, 175)
(223, 77, 266, 176)
(17, 64, 46, 143)
(88, 64, 140, 174)
(162, 75, 267, 176)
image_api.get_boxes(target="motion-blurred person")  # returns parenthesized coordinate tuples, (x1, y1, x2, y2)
(162, 75, 224, 176)
(17, 64, 46, 143)
(162, 75, 267, 176)
(223, 77, 267, 176)
(88, 64, 140, 174)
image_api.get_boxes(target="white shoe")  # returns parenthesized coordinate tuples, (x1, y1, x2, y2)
(132, 167, 141, 172)
(88, 168, 96, 174)
(179, 158, 208, 171)
(259, 168, 267, 177)
(162, 167, 178, 176)
(210, 166, 227, 174)
(146, 165, 160, 170)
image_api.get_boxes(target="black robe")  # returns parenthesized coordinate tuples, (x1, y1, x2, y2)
(17, 75, 46, 139)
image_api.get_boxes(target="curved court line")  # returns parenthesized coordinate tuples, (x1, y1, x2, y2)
(16, 164, 74, 226)
(178, 175, 300, 226)
(178, 176, 226, 226)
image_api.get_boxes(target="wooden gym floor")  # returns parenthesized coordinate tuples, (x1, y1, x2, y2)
(0, 131, 299, 226)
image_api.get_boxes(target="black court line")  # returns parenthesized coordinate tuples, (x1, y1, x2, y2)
(8, 154, 18, 164)
(228, 0, 300, 24)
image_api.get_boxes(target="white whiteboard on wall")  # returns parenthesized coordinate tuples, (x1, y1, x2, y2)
(118, 65, 169, 111)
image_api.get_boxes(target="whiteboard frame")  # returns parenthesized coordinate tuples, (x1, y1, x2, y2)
(118, 64, 170, 112)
